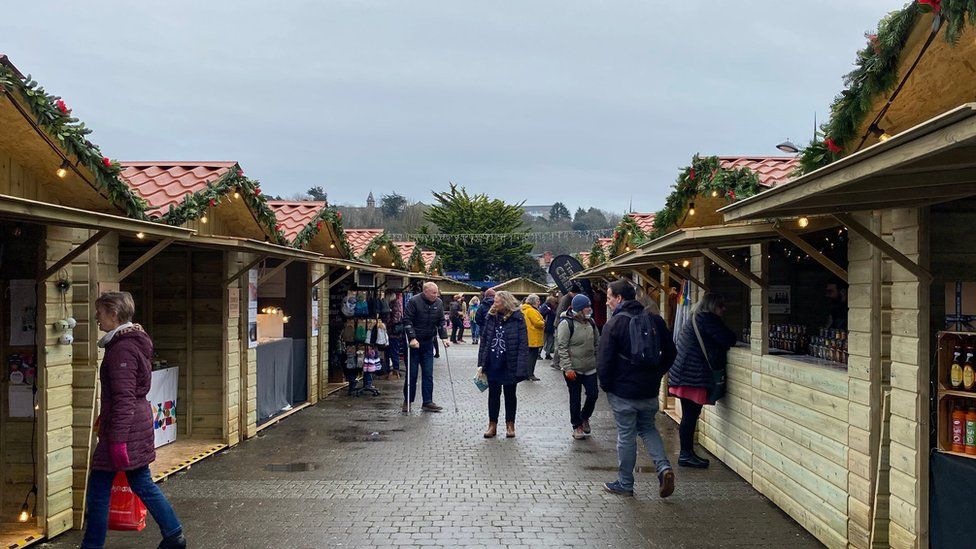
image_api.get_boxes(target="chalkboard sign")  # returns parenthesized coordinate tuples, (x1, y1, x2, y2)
(548, 255, 592, 297)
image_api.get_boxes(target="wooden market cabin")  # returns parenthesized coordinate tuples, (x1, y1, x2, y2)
(344, 229, 407, 270)
(489, 277, 551, 299)
(0, 56, 196, 547)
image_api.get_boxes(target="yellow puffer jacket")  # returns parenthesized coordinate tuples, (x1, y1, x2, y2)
(521, 303, 545, 348)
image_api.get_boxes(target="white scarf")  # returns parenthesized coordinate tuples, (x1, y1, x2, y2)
(97, 322, 133, 348)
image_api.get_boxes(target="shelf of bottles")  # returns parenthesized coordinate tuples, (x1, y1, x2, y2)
(938, 331, 976, 460)
(768, 324, 848, 365)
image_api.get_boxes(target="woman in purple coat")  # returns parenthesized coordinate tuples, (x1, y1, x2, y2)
(82, 292, 185, 549)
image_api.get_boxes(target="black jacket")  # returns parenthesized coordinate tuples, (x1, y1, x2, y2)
(539, 303, 556, 335)
(669, 312, 737, 388)
(477, 309, 530, 385)
(597, 300, 676, 400)
(403, 293, 449, 342)
(475, 297, 493, 329)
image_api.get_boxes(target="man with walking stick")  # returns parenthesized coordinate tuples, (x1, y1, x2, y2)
(402, 282, 451, 413)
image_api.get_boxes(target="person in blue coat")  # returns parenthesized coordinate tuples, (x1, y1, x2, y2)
(475, 288, 495, 331)
(477, 291, 529, 439)
(668, 293, 737, 468)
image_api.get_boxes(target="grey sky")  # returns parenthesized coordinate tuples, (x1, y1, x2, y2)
(5, 1, 893, 212)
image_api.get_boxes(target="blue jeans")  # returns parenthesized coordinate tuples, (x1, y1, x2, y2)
(82, 466, 182, 548)
(388, 334, 402, 372)
(403, 337, 435, 404)
(471, 323, 481, 341)
(607, 392, 672, 491)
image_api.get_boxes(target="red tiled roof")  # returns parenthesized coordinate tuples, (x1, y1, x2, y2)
(395, 241, 417, 264)
(627, 212, 656, 233)
(577, 252, 591, 265)
(598, 237, 613, 252)
(268, 201, 326, 243)
(422, 251, 437, 271)
(345, 229, 385, 257)
(119, 161, 238, 214)
(718, 156, 798, 188)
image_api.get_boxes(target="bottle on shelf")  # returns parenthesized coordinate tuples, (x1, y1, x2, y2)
(966, 407, 976, 455)
(953, 405, 967, 452)
(965, 348, 975, 391)
(951, 345, 964, 389)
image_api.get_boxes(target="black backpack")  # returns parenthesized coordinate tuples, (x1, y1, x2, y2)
(616, 310, 662, 371)
(560, 316, 598, 342)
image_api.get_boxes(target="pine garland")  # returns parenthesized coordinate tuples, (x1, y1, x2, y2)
(608, 215, 648, 258)
(798, 0, 976, 174)
(156, 166, 286, 244)
(650, 154, 762, 238)
(425, 253, 444, 275)
(401, 244, 426, 272)
(588, 240, 608, 268)
(360, 233, 407, 270)
(0, 64, 149, 219)
(290, 205, 352, 256)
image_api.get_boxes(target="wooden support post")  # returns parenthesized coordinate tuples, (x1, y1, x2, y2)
(701, 248, 766, 289)
(668, 263, 709, 291)
(310, 267, 333, 288)
(39, 229, 109, 281)
(329, 268, 355, 289)
(258, 258, 295, 285)
(635, 270, 662, 293)
(869, 390, 892, 548)
(833, 213, 932, 282)
(774, 224, 848, 282)
(117, 238, 175, 282)
(224, 254, 267, 286)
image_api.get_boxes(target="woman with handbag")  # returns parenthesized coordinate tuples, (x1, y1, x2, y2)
(478, 291, 530, 438)
(83, 292, 186, 548)
(668, 293, 737, 469)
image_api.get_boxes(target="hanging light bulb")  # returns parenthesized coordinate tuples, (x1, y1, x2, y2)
(233, 191, 240, 199)
(711, 190, 718, 198)
(18, 503, 29, 523)
(56, 159, 70, 178)
(282, 316, 290, 323)
(136, 232, 145, 239)
(346, 265, 351, 270)
(797, 217, 809, 228)
(200, 215, 208, 224)
(330, 243, 335, 249)
(682, 260, 690, 268)
(688, 202, 696, 216)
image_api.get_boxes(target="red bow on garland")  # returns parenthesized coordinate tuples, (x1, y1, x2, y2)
(55, 99, 70, 114)
(102, 157, 112, 167)
(918, 0, 941, 12)
(824, 138, 842, 154)
(316, 222, 323, 231)
(209, 199, 216, 207)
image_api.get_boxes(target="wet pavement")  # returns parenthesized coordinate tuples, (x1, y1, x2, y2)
(44, 343, 821, 548)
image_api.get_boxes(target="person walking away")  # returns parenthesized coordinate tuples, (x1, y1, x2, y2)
(468, 296, 482, 345)
(382, 292, 404, 380)
(478, 291, 530, 438)
(598, 279, 677, 498)
(521, 294, 545, 381)
(402, 282, 451, 412)
(539, 295, 558, 360)
(449, 294, 466, 343)
(83, 292, 186, 549)
(551, 285, 579, 370)
(476, 288, 495, 331)
(668, 293, 737, 468)
(557, 293, 600, 439)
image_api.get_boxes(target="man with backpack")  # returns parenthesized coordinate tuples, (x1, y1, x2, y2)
(556, 294, 600, 439)
(597, 279, 677, 498)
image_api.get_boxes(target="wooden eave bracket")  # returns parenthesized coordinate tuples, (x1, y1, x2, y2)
(635, 270, 662, 292)
(310, 267, 333, 288)
(258, 258, 295, 285)
(774, 222, 849, 282)
(329, 268, 355, 289)
(701, 247, 766, 289)
(118, 238, 176, 282)
(39, 229, 110, 282)
(832, 213, 933, 283)
(666, 262, 710, 291)
(224, 255, 269, 287)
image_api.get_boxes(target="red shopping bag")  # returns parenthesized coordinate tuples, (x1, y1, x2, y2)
(108, 472, 147, 531)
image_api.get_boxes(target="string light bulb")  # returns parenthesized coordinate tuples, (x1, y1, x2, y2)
(711, 190, 718, 197)
(136, 232, 145, 239)
(233, 191, 240, 199)
(56, 159, 70, 178)
(330, 243, 335, 249)
(879, 132, 892, 142)
(200, 215, 208, 224)
(682, 260, 690, 268)
(346, 265, 351, 270)
(18, 504, 29, 523)
(797, 217, 809, 228)
(688, 202, 696, 216)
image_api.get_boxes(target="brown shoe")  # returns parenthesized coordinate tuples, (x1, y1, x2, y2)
(422, 402, 443, 412)
(380, 373, 391, 381)
(659, 469, 675, 498)
(506, 422, 516, 438)
(401, 402, 409, 413)
(484, 422, 497, 438)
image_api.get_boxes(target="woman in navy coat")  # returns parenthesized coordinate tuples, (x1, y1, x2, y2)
(477, 291, 530, 438)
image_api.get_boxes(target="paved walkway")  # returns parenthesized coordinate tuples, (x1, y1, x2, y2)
(44, 343, 820, 548)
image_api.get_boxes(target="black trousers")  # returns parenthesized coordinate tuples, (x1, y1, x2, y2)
(488, 383, 518, 423)
(451, 318, 464, 342)
(566, 373, 599, 428)
(678, 397, 704, 454)
(527, 347, 540, 377)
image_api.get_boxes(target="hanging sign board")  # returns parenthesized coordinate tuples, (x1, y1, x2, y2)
(768, 285, 791, 315)
(311, 286, 320, 337)
(248, 269, 259, 349)
(548, 255, 592, 297)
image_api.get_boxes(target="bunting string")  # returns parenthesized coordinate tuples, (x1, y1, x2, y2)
(387, 228, 613, 244)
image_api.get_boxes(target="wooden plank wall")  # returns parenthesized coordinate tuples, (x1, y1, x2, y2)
(308, 264, 323, 405)
(234, 253, 259, 439)
(189, 251, 224, 439)
(0, 149, 40, 200)
(223, 252, 243, 446)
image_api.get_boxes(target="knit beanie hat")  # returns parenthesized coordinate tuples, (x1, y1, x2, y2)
(571, 294, 592, 312)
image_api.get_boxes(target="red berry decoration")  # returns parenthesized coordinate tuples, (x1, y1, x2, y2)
(316, 222, 323, 231)
(209, 199, 216, 207)
(824, 138, 842, 154)
(726, 190, 737, 201)
(55, 99, 69, 114)
(689, 168, 696, 182)
(102, 157, 112, 167)
(918, 0, 941, 13)
(337, 211, 342, 220)
(237, 169, 244, 177)
(254, 188, 261, 196)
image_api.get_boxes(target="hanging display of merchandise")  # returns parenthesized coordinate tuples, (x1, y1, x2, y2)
(248, 269, 259, 349)
(146, 366, 179, 448)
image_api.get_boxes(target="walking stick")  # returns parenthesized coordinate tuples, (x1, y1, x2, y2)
(404, 332, 411, 414)
(442, 342, 460, 415)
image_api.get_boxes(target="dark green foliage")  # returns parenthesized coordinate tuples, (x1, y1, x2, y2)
(549, 202, 571, 223)
(307, 186, 328, 201)
(380, 192, 408, 218)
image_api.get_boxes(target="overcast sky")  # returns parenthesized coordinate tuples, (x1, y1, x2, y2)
(5, 1, 896, 212)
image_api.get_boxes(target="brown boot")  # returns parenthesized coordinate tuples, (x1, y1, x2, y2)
(506, 422, 516, 438)
(484, 422, 497, 438)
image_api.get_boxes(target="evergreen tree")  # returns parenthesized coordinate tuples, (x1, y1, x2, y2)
(422, 184, 532, 280)
(549, 202, 571, 223)
(380, 192, 408, 218)
(307, 186, 328, 201)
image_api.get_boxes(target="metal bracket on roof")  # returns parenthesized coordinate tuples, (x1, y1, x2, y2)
(701, 248, 766, 289)
(39, 229, 111, 282)
(224, 255, 268, 287)
(258, 258, 295, 285)
(118, 238, 176, 282)
(832, 213, 932, 283)
(773, 222, 848, 283)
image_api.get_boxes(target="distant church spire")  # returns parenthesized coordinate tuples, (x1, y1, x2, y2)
(367, 191, 375, 209)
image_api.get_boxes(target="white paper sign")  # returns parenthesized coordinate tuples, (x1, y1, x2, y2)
(8, 384, 34, 417)
(147, 367, 179, 448)
(768, 285, 791, 315)
(311, 286, 320, 337)
(9, 280, 36, 346)
(248, 269, 259, 349)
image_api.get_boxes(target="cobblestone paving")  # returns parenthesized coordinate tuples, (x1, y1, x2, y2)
(44, 344, 821, 548)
